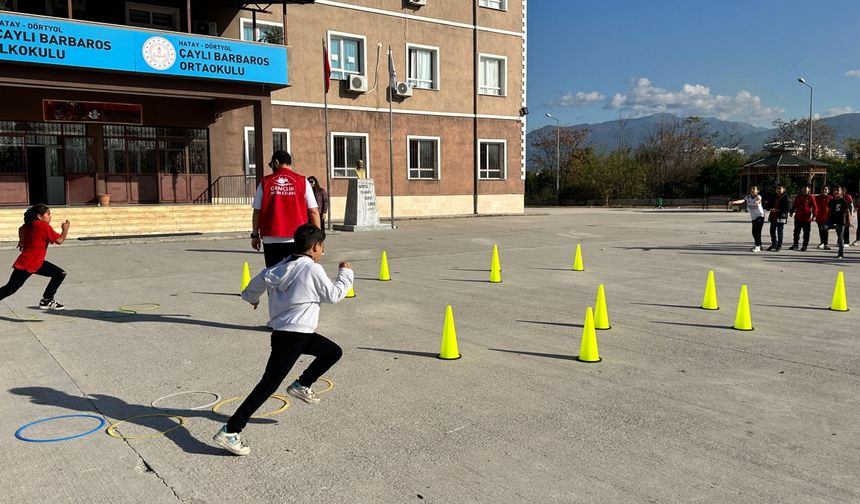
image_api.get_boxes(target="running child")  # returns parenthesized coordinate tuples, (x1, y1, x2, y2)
(0, 204, 69, 310)
(213, 224, 353, 456)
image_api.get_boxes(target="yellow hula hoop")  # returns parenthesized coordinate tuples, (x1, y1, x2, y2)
(118, 303, 160, 312)
(313, 377, 334, 395)
(211, 394, 290, 419)
(106, 414, 187, 440)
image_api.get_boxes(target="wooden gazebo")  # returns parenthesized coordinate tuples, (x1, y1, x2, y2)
(738, 144, 830, 193)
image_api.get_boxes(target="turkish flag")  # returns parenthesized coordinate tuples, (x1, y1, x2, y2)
(323, 43, 331, 93)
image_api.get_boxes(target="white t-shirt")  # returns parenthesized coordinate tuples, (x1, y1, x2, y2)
(744, 194, 764, 220)
(252, 178, 318, 244)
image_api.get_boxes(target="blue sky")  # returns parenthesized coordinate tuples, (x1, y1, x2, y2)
(529, 0, 860, 130)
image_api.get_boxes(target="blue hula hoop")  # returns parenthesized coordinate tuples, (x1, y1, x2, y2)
(15, 414, 106, 443)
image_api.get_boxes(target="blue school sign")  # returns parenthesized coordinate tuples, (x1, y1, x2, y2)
(0, 12, 288, 86)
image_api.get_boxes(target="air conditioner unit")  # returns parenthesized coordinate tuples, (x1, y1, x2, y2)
(395, 81, 413, 98)
(408, 0, 427, 5)
(348, 75, 368, 93)
(193, 20, 218, 36)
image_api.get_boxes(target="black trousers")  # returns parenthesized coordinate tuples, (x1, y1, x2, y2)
(751, 217, 764, 246)
(0, 262, 66, 302)
(262, 242, 296, 268)
(792, 221, 811, 247)
(818, 222, 829, 245)
(226, 330, 342, 433)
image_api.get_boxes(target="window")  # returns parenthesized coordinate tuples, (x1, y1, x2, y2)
(331, 133, 368, 178)
(244, 127, 291, 175)
(479, 140, 506, 180)
(479, 54, 506, 96)
(125, 2, 180, 31)
(407, 136, 440, 180)
(240, 19, 283, 44)
(328, 31, 366, 80)
(479, 0, 506, 10)
(407, 44, 439, 90)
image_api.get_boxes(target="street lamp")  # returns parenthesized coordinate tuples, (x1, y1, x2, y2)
(545, 113, 560, 205)
(798, 77, 813, 158)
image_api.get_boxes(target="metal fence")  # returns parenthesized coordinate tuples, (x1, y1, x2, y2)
(194, 175, 257, 205)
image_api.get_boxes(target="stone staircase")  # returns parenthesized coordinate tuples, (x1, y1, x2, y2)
(0, 205, 251, 242)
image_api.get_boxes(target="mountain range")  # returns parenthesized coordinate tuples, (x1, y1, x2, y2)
(527, 112, 860, 171)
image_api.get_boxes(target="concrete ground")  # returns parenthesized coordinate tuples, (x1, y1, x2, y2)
(0, 208, 857, 504)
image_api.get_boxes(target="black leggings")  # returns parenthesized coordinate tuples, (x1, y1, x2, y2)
(792, 221, 812, 247)
(0, 262, 66, 302)
(751, 217, 764, 246)
(227, 330, 342, 433)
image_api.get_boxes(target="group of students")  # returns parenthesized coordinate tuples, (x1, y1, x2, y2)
(731, 184, 855, 258)
(1, 152, 354, 457)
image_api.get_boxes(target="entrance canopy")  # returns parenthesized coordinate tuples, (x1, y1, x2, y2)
(738, 145, 830, 191)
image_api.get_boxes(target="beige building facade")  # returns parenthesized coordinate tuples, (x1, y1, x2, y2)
(0, 0, 527, 219)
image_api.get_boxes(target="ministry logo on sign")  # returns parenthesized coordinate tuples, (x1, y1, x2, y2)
(142, 36, 176, 71)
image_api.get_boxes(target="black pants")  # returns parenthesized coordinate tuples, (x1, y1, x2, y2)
(0, 262, 66, 302)
(262, 242, 296, 268)
(751, 217, 764, 247)
(818, 222, 829, 246)
(226, 331, 342, 433)
(834, 224, 845, 256)
(792, 221, 811, 247)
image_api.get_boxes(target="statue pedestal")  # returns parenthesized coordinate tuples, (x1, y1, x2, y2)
(333, 179, 391, 232)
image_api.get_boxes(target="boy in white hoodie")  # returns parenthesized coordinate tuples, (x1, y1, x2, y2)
(214, 224, 353, 456)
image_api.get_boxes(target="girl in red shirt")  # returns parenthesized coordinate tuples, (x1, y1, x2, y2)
(0, 204, 70, 310)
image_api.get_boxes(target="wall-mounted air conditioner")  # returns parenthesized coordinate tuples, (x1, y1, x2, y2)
(395, 81, 413, 98)
(348, 75, 368, 93)
(193, 20, 218, 36)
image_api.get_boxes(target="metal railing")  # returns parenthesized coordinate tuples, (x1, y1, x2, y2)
(194, 175, 257, 205)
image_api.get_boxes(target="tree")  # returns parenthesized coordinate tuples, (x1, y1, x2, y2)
(528, 126, 591, 202)
(768, 118, 834, 157)
(636, 116, 717, 197)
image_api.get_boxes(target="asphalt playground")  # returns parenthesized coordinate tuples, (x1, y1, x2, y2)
(0, 207, 857, 504)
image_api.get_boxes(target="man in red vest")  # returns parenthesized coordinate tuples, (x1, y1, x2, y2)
(251, 151, 321, 267)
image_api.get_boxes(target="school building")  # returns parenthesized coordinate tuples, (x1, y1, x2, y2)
(0, 0, 527, 237)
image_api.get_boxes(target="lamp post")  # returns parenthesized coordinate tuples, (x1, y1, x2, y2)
(545, 113, 560, 205)
(798, 77, 813, 159)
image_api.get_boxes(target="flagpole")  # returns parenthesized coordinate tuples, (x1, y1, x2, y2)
(388, 46, 395, 229)
(322, 38, 331, 231)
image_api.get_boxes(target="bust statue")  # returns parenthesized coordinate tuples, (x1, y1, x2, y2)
(355, 159, 367, 179)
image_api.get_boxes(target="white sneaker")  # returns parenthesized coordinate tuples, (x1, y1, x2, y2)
(751, 246, 761, 253)
(817, 243, 825, 249)
(287, 380, 320, 404)
(213, 426, 251, 456)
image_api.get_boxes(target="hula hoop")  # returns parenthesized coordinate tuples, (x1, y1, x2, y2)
(150, 390, 222, 411)
(313, 377, 334, 395)
(118, 303, 160, 312)
(106, 414, 187, 440)
(211, 394, 290, 419)
(95, 310, 137, 319)
(15, 414, 106, 443)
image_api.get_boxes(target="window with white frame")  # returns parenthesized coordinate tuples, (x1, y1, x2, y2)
(479, 54, 506, 96)
(244, 127, 291, 175)
(478, 0, 506, 10)
(240, 18, 283, 44)
(331, 133, 368, 178)
(125, 2, 180, 31)
(407, 44, 439, 90)
(328, 32, 365, 80)
(479, 140, 506, 180)
(408, 136, 440, 180)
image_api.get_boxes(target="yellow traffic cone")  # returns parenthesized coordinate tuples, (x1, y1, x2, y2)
(577, 307, 601, 362)
(732, 284, 753, 331)
(573, 243, 584, 271)
(830, 271, 848, 311)
(490, 244, 502, 283)
(701, 270, 719, 310)
(345, 285, 356, 298)
(378, 250, 391, 281)
(241, 261, 251, 293)
(438, 304, 461, 360)
(594, 284, 611, 330)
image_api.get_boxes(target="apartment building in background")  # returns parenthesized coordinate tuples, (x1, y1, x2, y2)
(0, 0, 527, 219)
